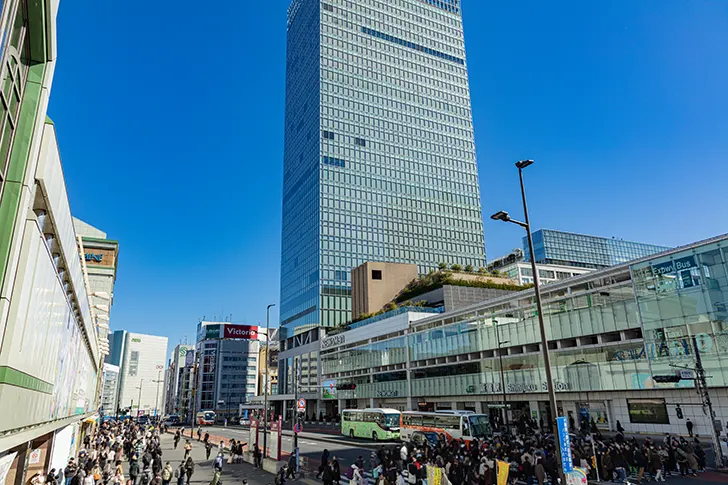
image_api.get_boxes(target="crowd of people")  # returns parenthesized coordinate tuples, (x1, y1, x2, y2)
(314, 417, 709, 485)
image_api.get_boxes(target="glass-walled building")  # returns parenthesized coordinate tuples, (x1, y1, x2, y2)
(280, 0, 486, 337)
(524, 229, 669, 269)
(321, 234, 728, 435)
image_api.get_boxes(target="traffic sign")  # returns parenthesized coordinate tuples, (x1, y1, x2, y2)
(296, 398, 306, 410)
(294, 423, 302, 434)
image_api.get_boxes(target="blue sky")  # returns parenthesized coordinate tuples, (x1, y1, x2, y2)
(48, 0, 728, 355)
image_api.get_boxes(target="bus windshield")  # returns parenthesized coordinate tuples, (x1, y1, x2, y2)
(204, 412, 215, 420)
(467, 415, 491, 438)
(383, 414, 400, 428)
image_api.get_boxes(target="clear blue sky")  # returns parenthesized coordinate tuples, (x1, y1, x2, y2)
(48, 0, 728, 355)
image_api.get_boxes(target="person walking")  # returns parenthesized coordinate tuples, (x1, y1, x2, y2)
(322, 461, 335, 485)
(213, 454, 224, 473)
(64, 459, 78, 485)
(161, 464, 173, 485)
(196, 428, 202, 442)
(317, 450, 330, 479)
(174, 463, 184, 485)
(184, 457, 195, 485)
(183, 441, 192, 459)
(253, 446, 262, 469)
(173, 432, 180, 451)
(204, 441, 213, 461)
(129, 460, 139, 485)
(686, 419, 694, 437)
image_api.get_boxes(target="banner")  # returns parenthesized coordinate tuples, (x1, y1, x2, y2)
(557, 417, 574, 473)
(497, 460, 509, 485)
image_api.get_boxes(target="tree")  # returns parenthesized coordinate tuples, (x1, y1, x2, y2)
(438, 262, 448, 270)
(478, 267, 487, 274)
(464, 264, 474, 273)
(451, 264, 462, 271)
(384, 301, 397, 312)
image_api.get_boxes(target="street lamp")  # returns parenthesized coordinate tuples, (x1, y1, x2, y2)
(263, 303, 275, 459)
(136, 379, 144, 420)
(491, 159, 564, 480)
(497, 337, 510, 429)
(153, 370, 164, 422)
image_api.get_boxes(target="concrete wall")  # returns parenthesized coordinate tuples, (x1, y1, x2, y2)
(351, 262, 418, 318)
(416, 285, 518, 311)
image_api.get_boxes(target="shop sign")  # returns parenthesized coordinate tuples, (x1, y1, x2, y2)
(85, 253, 103, 263)
(28, 449, 41, 465)
(376, 390, 398, 398)
(131, 338, 141, 343)
(652, 256, 696, 276)
(321, 334, 345, 349)
(223, 324, 259, 340)
(198, 324, 221, 341)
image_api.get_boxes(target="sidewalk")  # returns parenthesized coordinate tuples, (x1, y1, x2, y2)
(154, 430, 280, 485)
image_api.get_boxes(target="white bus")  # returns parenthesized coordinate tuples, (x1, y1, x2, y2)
(400, 411, 491, 442)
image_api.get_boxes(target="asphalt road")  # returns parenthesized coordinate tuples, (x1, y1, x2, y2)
(204, 425, 387, 472)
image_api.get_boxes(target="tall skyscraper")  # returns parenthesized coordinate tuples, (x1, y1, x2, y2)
(280, 0, 485, 336)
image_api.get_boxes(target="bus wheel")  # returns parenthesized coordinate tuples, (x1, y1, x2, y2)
(372, 431, 378, 441)
(349, 429, 354, 438)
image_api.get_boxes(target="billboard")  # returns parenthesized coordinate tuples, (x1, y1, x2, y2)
(224, 324, 259, 340)
(198, 323, 259, 341)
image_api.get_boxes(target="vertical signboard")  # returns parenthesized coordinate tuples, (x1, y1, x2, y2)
(557, 416, 573, 473)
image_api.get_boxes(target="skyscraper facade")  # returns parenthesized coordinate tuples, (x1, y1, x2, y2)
(524, 229, 670, 270)
(280, 0, 486, 336)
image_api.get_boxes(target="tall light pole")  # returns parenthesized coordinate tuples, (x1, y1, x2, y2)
(153, 370, 164, 422)
(491, 159, 563, 482)
(136, 379, 144, 420)
(263, 303, 275, 459)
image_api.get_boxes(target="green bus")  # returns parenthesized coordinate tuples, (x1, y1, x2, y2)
(341, 408, 401, 441)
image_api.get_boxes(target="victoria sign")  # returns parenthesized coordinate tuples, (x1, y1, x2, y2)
(224, 324, 259, 340)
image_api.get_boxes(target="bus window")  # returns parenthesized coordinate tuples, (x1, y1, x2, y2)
(435, 415, 460, 430)
(403, 415, 420, 427)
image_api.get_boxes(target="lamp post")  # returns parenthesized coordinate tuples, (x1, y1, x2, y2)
(136, 379, 144, 420)
(491, 159, 563, 481)
(263, 303, 275, 459)
(153, 370, 164, 423)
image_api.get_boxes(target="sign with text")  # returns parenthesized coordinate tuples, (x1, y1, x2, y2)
(652, 256, 696, 276)
(557, 416, 573, 473)
(224, 324, 259, 340)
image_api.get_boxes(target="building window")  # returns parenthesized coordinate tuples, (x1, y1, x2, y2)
(372, 270, 382, 280)
(323, 130, 335, 140)
(354, 137, 366, 147)
(627, 399, 669, 424)
(322, 3, 334, 11)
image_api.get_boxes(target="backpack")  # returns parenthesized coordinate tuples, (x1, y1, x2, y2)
(345, 468, 354, 480)
(174, 469, 180, 479)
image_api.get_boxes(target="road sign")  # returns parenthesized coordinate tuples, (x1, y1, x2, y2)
(679, 370, 695, 380)
(296, 398, 306, 410)
(294, 423, 302, 434)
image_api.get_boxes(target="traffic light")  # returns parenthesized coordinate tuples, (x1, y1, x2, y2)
(653, 375, 681, 383)
(676, 407, 684, 419)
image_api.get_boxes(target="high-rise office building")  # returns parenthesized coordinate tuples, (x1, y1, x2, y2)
(524, 229, 670, 269)
(280, 0, 486, 336)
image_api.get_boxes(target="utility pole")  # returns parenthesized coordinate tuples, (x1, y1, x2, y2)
(691, 335, 724, 468)
(137, 379, 144, 420)
(263, 303, 275, 459)
(189, 350, 199, 439)
(293, 358, 300, 473)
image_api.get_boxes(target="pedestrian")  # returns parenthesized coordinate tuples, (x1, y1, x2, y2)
(322, 460, 335, 485)
(196, 428, 202, 442)
(65, 459, 78, 485)
(161, 464, 173, 485)
(317, 449, 330, 479)
(203, 433, 209, 445)
(183, 441, 192, 459)
(184, 457, 194, 485)
(616, 421, 625, 434)
(332, 457, 341, 485)
(173, 433, 180, 450)
(275, 466, 287, 485)
(174, 463, 184, 485)
(286, 455, 297, 479)
(686, 419, 694, 437)
(47, 469, 59, 485)
(534, 457, 545, 485)
(139, 468, 152, 485)
(128, 460, 139, 485)
(205, 441, 213, 461)
(213, 454, 223, 472)
(253, 446, 262, 469)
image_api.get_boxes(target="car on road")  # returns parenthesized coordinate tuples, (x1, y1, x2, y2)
(238, 417, 250, 426)
(411, 431, 439, 449)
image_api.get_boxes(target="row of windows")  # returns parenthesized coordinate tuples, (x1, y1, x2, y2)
(321, 77, 471, 131)
(322, 22, 468, 91)
(317, 123, 478, 181)
(322, 155, 345, 167)
(321, 166, 480, 208)
(338, 0, 465, 53)
(362, 26, 464, 65)
(322, 107, 474, 163)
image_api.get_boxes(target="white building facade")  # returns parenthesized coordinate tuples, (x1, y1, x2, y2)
(165, 344, 194, 418)
(117, 332, 168, 417)
(100, 364, 120, 416)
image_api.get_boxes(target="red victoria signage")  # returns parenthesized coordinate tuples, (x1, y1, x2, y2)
(223, 324, 259, 340)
